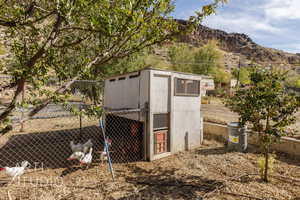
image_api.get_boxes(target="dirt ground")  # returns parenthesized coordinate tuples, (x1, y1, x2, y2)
(1, 139, 300, 200)
(201, 98, 300, 136)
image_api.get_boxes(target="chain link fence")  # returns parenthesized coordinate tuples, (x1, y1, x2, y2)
(0, 80, 145, 181)
(105, 110, 144, 163)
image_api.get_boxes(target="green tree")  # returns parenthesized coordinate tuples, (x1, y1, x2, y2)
(297, 79, 300, 88)
(193, 40, 230, 84)
(168, 43, 195, 72)
(232, 67, 251, 85)
(286, 70, 300, 88)
(212, 66, 231, 85)
(193, 40, 222, 74)
(168, 40, 231, 85)
(0, 0, 227, 134)
(225, 68, 300, 182)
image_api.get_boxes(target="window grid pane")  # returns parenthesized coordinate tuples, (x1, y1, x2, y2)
(153, 114, 169, 130)
(176, 78, 186, 94)
(186, 80, 199, 95)
(175, 78, 200, 96)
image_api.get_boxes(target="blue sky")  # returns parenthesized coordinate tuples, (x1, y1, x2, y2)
(172, 0, 300, 53)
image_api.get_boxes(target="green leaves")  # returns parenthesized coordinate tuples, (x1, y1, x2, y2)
(226, 66, 300, 182)
(168, 40, 230, 84)
(0, 0, 227, 126)
(226, 67, 300, 141)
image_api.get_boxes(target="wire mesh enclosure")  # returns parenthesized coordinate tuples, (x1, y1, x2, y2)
(0, 105, 103, 169)
(0, 78, 152, 200)
(0, 80, 145, 171)
(105, 112, 144, 163)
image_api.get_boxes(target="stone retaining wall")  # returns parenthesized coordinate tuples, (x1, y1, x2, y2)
(204, 122, 300, 157)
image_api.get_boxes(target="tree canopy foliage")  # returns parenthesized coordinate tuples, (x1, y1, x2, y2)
(285, 69, 300, 88)
(168, 41, 231, 84)
(168, 43, 195, 72)
(0, 0, 227, 134)
(232, 67, 251, 85)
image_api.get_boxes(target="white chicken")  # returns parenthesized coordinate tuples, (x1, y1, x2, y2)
(70, 139, 93, 154)
(80, 148, 93, 168)
(0, 161, 30, 181)
(67, 151, 85, 161)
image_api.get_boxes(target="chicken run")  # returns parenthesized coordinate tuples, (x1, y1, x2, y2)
(1, 78, 300, 199)
(0, 136, 108, 183)
(0, 112, 119, 181)
(0, 105, 145, 188)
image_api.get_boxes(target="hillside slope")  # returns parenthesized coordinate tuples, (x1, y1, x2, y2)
(178, 20, 300, 65)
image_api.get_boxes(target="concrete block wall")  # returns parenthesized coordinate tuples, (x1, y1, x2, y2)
(203, 122, 300, 157)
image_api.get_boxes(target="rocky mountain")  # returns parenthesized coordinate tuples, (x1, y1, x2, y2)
(178, 20, 300, 66)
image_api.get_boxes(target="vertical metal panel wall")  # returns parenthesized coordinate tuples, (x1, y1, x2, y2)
(104, 69, 203, 161)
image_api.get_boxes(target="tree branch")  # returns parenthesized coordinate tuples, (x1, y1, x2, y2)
(0, 11, 55, 27)
(0, 79, 25, 120)
(0, 19, 17, 27)
(0, 13, 63, 126)
(53, 36, 89, 48)
(23, 56, 102, 121)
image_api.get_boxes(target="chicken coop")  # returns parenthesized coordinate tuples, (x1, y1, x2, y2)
(104, 68, 203, 161)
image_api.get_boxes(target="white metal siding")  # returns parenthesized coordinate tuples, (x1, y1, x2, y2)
(104, 76, 140, 109)
(104, 69, 203, 161)
(139, 70, 150, 113)
(151, 75, 170, 113)
(172, 96, 201, 152)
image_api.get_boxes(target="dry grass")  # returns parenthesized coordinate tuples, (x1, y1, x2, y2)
(0, 140, 300, 200)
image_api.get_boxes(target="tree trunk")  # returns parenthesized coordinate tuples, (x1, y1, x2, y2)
(0, 79, 25, 121)
(264, 108, 271, 182)
(4, 55, 101, 127)
(264, 148, 269, 182)
(0, 79, 25, 135)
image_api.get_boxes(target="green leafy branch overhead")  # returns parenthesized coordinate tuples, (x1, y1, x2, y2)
(0, 0, 227, 134)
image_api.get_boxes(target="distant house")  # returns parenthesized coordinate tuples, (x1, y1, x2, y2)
(205, 78, 237, 97)
(200, 76, 215, 96)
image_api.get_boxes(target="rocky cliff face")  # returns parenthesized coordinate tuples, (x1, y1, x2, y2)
(178, 20, 300, 65)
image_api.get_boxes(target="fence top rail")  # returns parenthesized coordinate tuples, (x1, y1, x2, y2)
(0, 75, 12, 79)
(104, 108, 141, 114)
